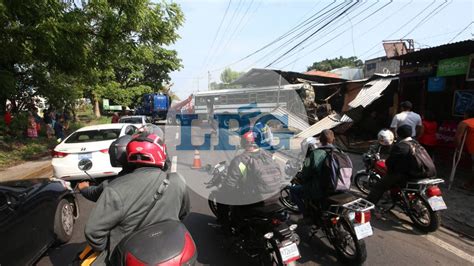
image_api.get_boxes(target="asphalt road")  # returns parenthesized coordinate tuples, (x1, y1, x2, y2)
(36, 125, 474, 265)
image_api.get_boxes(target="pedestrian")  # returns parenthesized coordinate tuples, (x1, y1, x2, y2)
(390, 101, 423, 139)
(43, 109, 54, 139)
(54, 117, 65, 141)
(111, 112, 120, 123)
(4, 104, 12, 128)
(419, 111, 438, 160)
(32, 107, 42, 134)
(27, 111, 38, 138)
(455, 109, 474, 191)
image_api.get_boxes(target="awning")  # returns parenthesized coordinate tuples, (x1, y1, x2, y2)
(271, 107, 310, 132)
(296, 113, 353, 138)
(348, 78, 396, 109)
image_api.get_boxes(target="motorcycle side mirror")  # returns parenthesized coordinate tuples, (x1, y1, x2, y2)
(78, 159, 93, 171)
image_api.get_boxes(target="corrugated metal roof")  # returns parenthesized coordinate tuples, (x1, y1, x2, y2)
(348, 78, 395, 109)
(304, 70, 342, 79)
(271, 107, 310, 131)
(296, 113, 353, 138)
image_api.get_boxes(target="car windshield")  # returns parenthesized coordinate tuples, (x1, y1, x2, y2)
(65, 129, 121, 143)
(119, 117, 142, 124)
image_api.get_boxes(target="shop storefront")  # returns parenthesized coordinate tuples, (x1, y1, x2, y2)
(396, 40, 474, 167)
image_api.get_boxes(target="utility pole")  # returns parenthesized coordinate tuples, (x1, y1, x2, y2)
(207, 71, 210, 90)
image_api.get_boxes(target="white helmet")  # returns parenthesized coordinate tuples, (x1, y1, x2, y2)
(377, 129, 394, 146)
(301, 137, 318, 154)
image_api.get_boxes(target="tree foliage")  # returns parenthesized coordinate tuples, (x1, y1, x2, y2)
(220, 67, 244, 84)
(307, 56, 363, 72)
(0, 0, 184, 117)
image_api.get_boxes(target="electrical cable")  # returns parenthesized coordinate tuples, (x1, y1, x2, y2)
(448, 21, 473, 43)
(247, 0, 356, 69)
(359, 0, 436, 58)
(265, 0, 361, 68)
(207, 0, 338, 73)
(277, 0, 393, 69)
(401, 0, 451, 39)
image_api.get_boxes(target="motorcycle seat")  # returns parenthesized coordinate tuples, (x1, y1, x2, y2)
(326, 192, 357, 205)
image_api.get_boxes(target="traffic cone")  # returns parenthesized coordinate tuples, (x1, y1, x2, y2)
(191, 149, 202, 169)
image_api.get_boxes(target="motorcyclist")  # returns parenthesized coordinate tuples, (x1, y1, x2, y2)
(367, 124, 433, 205)
(77, 124, 168, 202)
(254, 121, 275, 150)
(289, 130, 336, 215)
(367, 129, 395, 160)
(84, 132, 190, 265)
(218, 126, 282, 227)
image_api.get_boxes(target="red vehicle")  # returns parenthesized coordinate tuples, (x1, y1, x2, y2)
(354, 149, 447, 233)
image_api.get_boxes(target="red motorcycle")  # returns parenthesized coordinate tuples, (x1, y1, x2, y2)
(354, 150, 447, 233)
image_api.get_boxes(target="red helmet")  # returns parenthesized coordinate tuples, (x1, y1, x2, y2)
(126, 133, 167, 168)
(240, 127, 256, 148)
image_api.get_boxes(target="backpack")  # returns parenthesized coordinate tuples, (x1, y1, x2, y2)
(245, 151, 282, 197)
(404, 141, 437, 178)
(320, 147, 353, 192)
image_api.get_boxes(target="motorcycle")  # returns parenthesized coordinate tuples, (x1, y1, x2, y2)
(206, 161, 301, 266)
(76, 159, 197, 266)
(354, 150, 386, 195)
(353, 150, 447, 233)
(279, 172, 374, 265)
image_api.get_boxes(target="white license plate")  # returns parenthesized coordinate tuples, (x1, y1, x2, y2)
(78, 153, 92, 160)
(279, 242, 300, 264)
(428, 196, 447, 211)
(354, 222, 373, 240)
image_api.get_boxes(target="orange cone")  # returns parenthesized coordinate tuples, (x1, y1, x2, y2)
(191, 149, 202, 169)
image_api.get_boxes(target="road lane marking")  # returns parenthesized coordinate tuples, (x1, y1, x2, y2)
(171, 156, 177, 173)
(424, 234, 474, 263)
(175, 132, 179, 140)
(398, 219, 474, 263)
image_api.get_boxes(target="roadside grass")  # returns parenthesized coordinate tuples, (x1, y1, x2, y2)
(0, 110, 111, 170)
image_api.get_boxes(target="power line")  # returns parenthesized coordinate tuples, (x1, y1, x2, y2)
(201, 0, 233, 70)
(207, 0, 339, 73)
(247, 0, 355, 69)
(265, 0, 361, 68)
(276, 0, 392, 69)
(401, 0, 451, 39)
(448, 21, 473, 43)
(207, 0, 244, 69)
(211, 0, 256, 68)
(359, 0, 436, 58)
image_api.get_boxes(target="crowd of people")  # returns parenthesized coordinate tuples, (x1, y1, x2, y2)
(2, 104, 70, 141)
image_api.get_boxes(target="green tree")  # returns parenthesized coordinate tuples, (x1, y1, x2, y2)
(307, 56, 363, 72)
(220, 67, 244, 84)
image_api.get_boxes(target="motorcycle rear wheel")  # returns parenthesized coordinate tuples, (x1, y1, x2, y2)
(279, 186, 300, 213)
(407, 195, 441, 233)
(326, 218, 367, 265)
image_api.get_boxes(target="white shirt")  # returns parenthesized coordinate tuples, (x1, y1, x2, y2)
(390, 111, 422, 137)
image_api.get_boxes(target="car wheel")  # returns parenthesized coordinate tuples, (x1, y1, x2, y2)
(54, 199, 74, 244)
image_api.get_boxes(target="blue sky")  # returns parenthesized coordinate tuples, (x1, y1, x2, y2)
(168, 0, 473, 99)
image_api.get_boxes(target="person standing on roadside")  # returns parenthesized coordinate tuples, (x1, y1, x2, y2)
(455, 109, 474, 191)
(27, 111, 38, 138)
(419, 111, 438, 160)
(390, 101, 423, 139)
(111, 112, 120, 123)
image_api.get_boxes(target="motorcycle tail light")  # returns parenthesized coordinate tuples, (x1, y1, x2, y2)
(126, 252, 146, 266)
(52, 150, 69, 158)
(426, 186, 442, 197)
(355, 211, 371, 224)
(99, 149, 109, 153)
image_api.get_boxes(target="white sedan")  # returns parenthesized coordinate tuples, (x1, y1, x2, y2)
(52, 123, 138, 180)
(118, 115, 151, 126)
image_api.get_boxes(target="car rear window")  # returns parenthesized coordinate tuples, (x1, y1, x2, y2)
(65, 129, 121, 143)
(119, 118, 142, 124)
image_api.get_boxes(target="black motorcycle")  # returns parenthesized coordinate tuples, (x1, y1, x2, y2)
(206, 162, 301, 266)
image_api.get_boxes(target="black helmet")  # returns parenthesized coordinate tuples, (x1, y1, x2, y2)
(109, 135, 133, 167)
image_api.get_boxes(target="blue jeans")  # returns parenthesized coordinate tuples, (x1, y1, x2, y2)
(289, 185, 305, 213)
